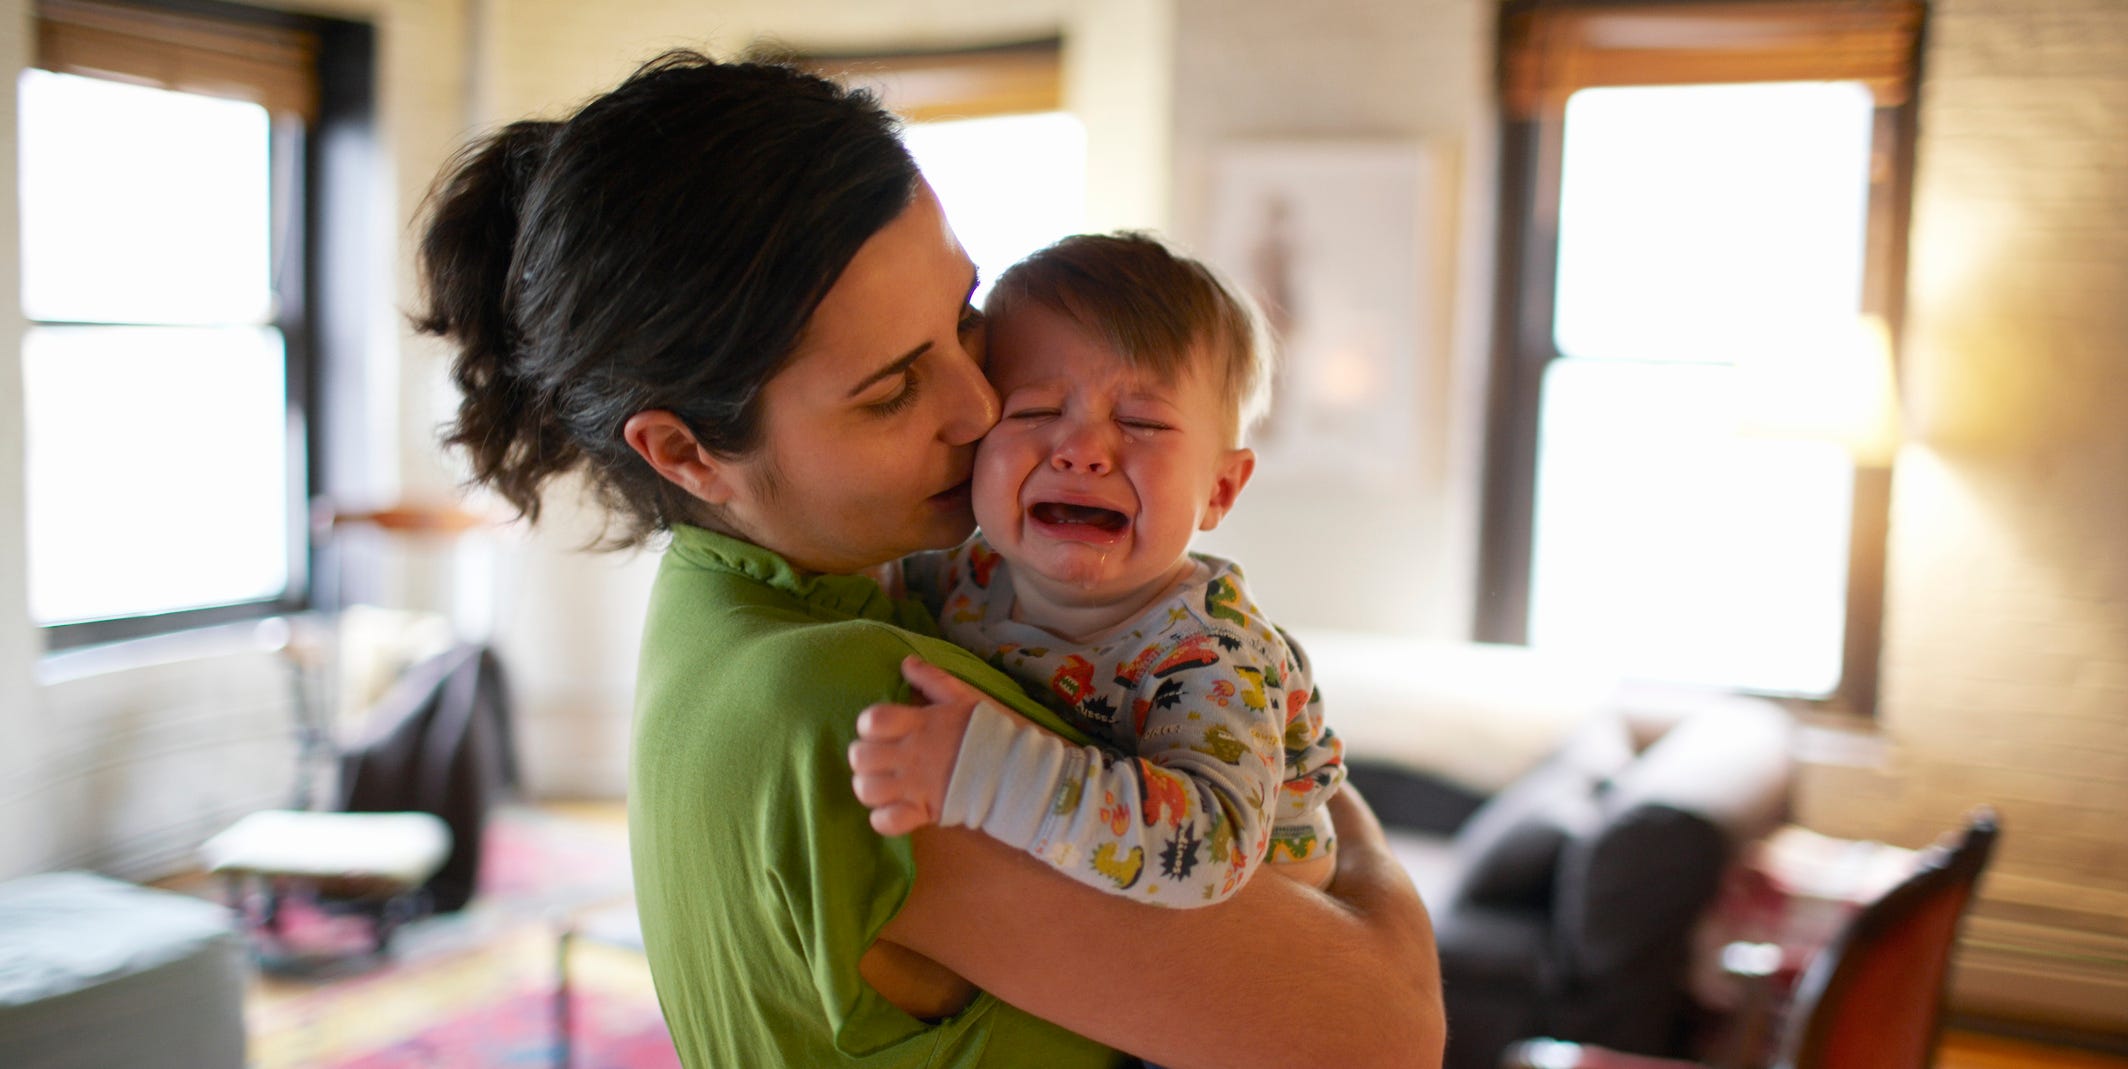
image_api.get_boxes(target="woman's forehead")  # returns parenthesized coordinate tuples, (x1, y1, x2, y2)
(783, 184, 973, 387)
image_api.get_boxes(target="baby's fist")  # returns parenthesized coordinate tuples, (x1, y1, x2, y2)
(847, 656, 982, 836)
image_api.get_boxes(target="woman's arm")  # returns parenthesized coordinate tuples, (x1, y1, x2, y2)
(878, 784, 1445, 1069)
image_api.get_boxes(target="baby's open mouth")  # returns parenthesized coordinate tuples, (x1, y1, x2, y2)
(1030, 501, 1129, 533)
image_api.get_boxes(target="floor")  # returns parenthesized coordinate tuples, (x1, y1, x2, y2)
(534, 802, 2127, 1069)
(166, 803, 660, 1068)
(1941, 1030, 2128, 1069)
(194, 801, 2126, 1069)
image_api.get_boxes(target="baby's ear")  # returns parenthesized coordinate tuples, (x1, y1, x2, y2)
(622, 410, 743, 507)
(1198, 447, 1256, 532)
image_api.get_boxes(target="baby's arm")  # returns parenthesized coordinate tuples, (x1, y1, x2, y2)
(848, 655, 1089, 836)
(851, 647, 1286, 907)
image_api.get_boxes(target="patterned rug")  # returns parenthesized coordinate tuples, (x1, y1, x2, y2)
(235, 805, 681, 1069)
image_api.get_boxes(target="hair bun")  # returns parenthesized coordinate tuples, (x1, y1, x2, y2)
(416, 119, 570, 520)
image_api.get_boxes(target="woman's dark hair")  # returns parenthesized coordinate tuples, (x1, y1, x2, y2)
(416, 51, 918, 546)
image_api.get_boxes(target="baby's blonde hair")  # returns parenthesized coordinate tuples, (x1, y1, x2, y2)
(984, 232, 1275, 445)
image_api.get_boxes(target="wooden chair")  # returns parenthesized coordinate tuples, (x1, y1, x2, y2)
(1501, 806, 2000, 1069)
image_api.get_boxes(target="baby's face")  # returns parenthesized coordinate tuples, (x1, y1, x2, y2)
(973, 302, 1253, 612)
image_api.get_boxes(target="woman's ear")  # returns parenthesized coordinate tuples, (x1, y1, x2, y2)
(622, 410, 741, 506)
(1197, 447, 1257, 532)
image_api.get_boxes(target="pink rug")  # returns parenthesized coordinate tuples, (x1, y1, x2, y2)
(327, 986, 679, 1069)
(241, 806, 681, 1069)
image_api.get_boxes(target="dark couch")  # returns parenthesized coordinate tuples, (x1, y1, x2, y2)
(1354, 688, 1794, 1069)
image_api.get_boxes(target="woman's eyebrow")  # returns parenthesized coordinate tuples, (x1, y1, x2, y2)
(846, 344, 929, 398)
(846, 266, 981, 399)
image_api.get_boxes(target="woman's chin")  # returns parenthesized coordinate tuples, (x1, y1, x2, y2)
(921, 510, 978, 551)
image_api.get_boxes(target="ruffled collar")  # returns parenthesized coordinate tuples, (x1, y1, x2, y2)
(664, 524, 903, 622)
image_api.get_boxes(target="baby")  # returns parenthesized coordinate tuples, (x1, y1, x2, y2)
(851, 232, 1343, 905)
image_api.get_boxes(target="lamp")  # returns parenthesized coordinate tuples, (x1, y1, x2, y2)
(1738, 315, 1904, 467)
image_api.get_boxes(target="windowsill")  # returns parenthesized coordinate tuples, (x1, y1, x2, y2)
(1786, 701, 1893, 768)
(35, 613, 319, 687)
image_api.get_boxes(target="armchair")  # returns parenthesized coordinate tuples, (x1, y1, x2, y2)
(1500, 806, 2001, 1069)
(1354, 687, 1795, 1069)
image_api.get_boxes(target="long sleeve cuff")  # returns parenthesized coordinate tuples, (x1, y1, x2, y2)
(938, 700, 1084, 851)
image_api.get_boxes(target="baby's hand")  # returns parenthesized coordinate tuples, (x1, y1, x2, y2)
(848, 656, 984, 837)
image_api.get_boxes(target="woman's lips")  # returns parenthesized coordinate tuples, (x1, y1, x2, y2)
(929, 478, 973, 508)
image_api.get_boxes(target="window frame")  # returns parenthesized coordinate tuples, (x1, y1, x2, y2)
(27, 0, 373, 650)
(781, 37, 1064, 122)
(1477, 0, 1925, 716)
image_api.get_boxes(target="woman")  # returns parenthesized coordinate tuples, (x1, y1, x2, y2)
(418, 51, 1442, 1069)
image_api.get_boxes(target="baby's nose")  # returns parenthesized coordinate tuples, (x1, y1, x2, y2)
(1049, 429, 1113, 474)
(1050, 451, 1111, 475)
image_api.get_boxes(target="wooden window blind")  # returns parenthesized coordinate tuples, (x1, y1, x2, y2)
(35, 0, 319, 121)
(798, 39, 1063, 123)
(1503, 0, 1925, 117)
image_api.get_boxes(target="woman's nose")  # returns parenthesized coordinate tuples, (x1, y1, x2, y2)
(939, 344, 999, 446)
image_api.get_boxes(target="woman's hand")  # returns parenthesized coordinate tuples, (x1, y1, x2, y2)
(849, 656, 983, 836)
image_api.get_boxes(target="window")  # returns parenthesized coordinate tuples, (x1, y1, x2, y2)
(21, 0, 374, 647)
(1480, 1, 1924, 711)
(800, 40, 1086, 301)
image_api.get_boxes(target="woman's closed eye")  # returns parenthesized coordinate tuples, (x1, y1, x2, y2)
(864, 304, 979, 417)
(866, 367, 922, 416)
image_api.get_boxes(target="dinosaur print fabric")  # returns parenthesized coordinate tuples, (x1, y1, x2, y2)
(906, 538, 1344, 906)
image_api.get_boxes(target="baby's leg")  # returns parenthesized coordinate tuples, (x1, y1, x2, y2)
(1272, 853, 1336, 891)
(1267, 811, 1339, 889)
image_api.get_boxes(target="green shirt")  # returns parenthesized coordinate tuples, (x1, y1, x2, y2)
(630, 525, 1128, 1068)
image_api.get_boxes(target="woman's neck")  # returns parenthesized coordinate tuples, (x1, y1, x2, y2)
(681, 514, 865, 579)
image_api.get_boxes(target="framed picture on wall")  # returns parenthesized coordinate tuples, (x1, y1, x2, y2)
(1203, 140, 1442, 484)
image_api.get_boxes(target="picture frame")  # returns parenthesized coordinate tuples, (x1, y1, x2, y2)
(1203, 140, 1442, 483)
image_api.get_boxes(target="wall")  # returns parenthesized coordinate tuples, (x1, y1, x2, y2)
(1795, 0, 2128, 1032)
(34, 634, 297, 877)
(1173, 0, 1495, 639)
(0, 0, 47, 880)
(9, 2, 2126, 1033)
(0, 0, 476, 881)
(457, 0, 1176, 798)
(0, 0, 1171, 873)
(1158, 0, 2128, 1032)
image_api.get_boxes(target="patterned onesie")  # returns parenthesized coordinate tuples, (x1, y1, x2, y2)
(906, 536, 1344, 906)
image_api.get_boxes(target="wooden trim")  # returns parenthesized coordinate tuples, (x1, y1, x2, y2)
(1481, 0, 1924, 712)
(35, 0, 319, 120)
(1504, 0, 1924, 116)
(800, 40, 1063, 123)
(1475, 115, 1559, 644)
